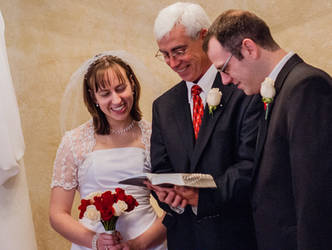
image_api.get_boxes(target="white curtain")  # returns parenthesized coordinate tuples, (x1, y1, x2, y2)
(0, 11, 37, 250)
(0, 10, 25, 185)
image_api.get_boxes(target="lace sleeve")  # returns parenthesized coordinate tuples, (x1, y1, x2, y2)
(139, 120, 152, 173)
(51, 131, 78, 190)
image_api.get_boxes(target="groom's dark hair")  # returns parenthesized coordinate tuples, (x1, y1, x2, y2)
(203, 9, 280, 60)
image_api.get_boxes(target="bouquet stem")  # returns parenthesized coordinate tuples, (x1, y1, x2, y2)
(102, 216, 119, 231)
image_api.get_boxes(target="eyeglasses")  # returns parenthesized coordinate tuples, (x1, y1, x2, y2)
(219, 54, 233, 74)
(155, 46, 187, 62)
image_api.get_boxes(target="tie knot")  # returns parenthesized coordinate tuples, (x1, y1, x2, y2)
(191, 84, 202, 96)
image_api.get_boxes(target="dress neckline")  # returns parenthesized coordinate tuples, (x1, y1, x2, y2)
(91, 120, 146, 152)
(90, 146, 145, 154)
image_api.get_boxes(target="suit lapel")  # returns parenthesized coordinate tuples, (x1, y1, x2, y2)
(172, 81, 195, 158)
(252, 54, 304, 181)
(274, 54, 304, 95)
(190, 74, 234, 171)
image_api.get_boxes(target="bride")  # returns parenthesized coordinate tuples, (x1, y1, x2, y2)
(49, 52, 167, 250)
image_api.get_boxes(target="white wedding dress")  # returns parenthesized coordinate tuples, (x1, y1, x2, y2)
(51, 119, 166, 250)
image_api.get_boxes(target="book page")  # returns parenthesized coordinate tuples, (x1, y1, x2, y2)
(119, 173, 216, 188)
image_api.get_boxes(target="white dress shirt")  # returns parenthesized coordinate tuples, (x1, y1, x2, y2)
(172, 65, 217, 215)
(186, 65, 217, 118)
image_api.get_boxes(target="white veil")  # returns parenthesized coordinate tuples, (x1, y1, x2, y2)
(60, 50, 162, 135)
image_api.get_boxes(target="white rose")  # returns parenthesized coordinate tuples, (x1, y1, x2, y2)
(113, 200, 128, 216)
(85, 191, 103, 202)
(84, 205, 100, 224)
(260, 77, 276, 99)
(207, 88, 222, 106)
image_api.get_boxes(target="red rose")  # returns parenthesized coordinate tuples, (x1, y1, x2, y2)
(115, 188, 126, 201)
(93, 191, 117, 221)
(78, 199, 92, 219)
(100, 205, 115, 221)
(125, 195, 139, 211)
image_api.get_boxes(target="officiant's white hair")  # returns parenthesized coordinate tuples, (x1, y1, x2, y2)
(154, 2, 210, 41)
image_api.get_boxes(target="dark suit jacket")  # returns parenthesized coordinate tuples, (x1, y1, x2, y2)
(151, 73, 262, 250)
(252, 54, 332, 250)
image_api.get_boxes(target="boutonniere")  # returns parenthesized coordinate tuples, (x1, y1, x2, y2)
(260, 77, 276, 120)
(207, 88, 222, 116)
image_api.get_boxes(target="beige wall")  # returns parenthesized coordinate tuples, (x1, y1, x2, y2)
(1, 0, 331, 249)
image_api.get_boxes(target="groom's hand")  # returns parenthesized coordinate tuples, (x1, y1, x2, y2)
(144, 181, 188, 208)
(174, 186, 199, 207)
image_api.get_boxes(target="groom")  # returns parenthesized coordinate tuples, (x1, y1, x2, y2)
(204, 9, 332, 250)
(148, 2, 262, 249)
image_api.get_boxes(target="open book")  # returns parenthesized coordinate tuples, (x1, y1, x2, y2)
(118, 173, 217, 188)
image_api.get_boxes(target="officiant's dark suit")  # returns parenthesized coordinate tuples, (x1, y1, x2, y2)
(205, 9, 332, 250)
(151, 5, 262, 249)
(151, 72, 261, 250)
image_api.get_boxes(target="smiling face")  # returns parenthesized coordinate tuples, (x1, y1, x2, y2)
(92, 66, 134, 124)
(157, 25, 211, 82)
(207, 36, 261, 95)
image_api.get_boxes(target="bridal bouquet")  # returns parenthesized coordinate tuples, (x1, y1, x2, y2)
(78, 188, 139, 232)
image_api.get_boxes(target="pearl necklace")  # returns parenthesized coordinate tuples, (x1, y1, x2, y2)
(110, 120, 135, 135)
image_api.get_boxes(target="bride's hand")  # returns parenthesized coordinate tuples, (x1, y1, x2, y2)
(97, 231, 123, 250)
(108, 242, 130, 250)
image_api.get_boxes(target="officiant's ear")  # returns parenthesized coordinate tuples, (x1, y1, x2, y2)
(241, 38, 259, 59)
(198, 28, 208, 40)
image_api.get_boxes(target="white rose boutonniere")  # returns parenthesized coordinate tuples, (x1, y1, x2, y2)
(260, 77, 276, 120)
(207, 88, 222, 116)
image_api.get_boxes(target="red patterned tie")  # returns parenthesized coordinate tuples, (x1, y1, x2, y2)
(191, 85, 204, 139)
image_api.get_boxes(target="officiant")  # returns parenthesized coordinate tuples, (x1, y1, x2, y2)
(147, 2, 262, 249)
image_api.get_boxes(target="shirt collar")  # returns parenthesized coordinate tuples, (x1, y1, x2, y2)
(186, 65, 217, 102)
(268, 51, 295, 81)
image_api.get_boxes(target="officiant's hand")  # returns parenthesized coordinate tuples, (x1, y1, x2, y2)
(144, 181, 188, 208)
(174, 186, 199, 207)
